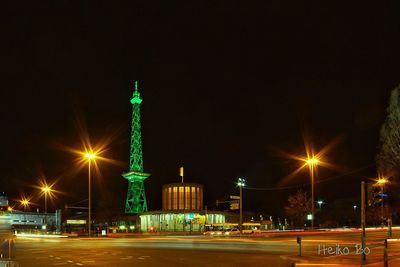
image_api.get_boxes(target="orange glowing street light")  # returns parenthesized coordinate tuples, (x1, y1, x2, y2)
(304, 155, 320, 230)
(83, 150, 97, 238)
(280, 137, 341, 230)
(55, 117, 123, 236)
(33, 178, 58, 226)
(19, 197, 31, 212)
(38, 180, 57, 228)
(375, 175, 389, 223)
(376, 177, 388, 185)
(306, 157, 319, 166)
(84, 152, 96, 161)
(41, 184, 53, 215)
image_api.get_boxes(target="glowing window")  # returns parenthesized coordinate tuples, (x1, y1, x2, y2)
(185, 186, 190, 209)
(168, 187, 172, 210)
(196, 187, 200, 210)
(179, 187, 184, 209)
(173, 187, 178, 210)
(191, 187, 196, 210)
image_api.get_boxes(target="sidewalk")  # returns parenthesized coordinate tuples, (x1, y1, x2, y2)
(282, 244, 399, 267)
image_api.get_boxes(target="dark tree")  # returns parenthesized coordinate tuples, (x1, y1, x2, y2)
(377, 85, 400, 176)
(284, 190, 312, 228)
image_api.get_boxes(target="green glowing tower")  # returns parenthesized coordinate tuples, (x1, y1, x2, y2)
(123, 81, 150, 214)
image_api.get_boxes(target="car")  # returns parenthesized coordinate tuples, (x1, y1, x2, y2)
(204, 230, 224, 236)
(224, 228, 240, 236)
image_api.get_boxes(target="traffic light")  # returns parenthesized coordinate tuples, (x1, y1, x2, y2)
(368, 184, 383, 206)
(367, 182, 385, 206)
(367, 182, 373, 206)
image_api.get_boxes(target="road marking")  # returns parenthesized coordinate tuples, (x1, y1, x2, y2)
(67, 260, 74, 263)
(49, 255, 54, 257)
(137, 257, 145, 260)
(76, 263, 83, 266)
(53, 263, 67, 266)
(295, 265, 342, 266)
(82, 261, 95, 263)
(56, 257, 61, 259)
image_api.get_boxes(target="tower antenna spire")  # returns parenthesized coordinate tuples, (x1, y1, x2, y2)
(122, 81, 150, 213)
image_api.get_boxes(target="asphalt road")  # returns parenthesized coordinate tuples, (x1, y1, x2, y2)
(8, 229, 400, 267)
(14, 237, 292, 267)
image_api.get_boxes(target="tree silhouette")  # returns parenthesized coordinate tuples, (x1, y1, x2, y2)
(284, 189, 312, 228)
(377, 85, 400, 176)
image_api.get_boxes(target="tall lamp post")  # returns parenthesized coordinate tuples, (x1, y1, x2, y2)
(84, 151, 96, 237)
(237, 178, 245, 234)
(317, 200, 324, 209)
(376, 177, 388, 225)
(20, 198, 30, 230)
(306, 157, 319, 230)
(20, 199, 30, 212)
(41, 185, 51, 227)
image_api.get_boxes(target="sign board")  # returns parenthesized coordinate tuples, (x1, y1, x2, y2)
(230, 195, 240, 200)
(230, 203, 239, 210)
(66, 219, 86, 225)
(230, 202, 239, 210)
(192, 215, 206, 224)
(306, 214, 313, 221)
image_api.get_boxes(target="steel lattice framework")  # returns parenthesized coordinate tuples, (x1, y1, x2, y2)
(123, 81, 150, 213)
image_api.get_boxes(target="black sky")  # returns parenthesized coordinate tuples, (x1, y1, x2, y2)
(1, 2, 400, 217)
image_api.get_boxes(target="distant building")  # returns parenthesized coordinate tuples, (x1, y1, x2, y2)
(0, 192, 9, 208)
(139, 181, 240, 232)
(0, 192, 61, 232)
(10, 210, 61, 233)
(140, 210, 236, 232)
(162, 183, 203, 211)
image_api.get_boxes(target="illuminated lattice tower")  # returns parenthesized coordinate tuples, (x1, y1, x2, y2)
(123, 81, 150, 213)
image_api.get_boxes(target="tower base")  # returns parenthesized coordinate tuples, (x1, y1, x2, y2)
(123, 171, 150, 214)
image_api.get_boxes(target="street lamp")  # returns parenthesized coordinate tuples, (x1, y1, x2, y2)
(317, 200, 324, 209)
(41, 184, 52, 227)
(84, 151, 96, 237)
(306, 156, 319, 230)
(376, 176, 388, 225)
(41, 185, 51, 214)
(237, 178, 245, 234)
(20, 198, 30, 212)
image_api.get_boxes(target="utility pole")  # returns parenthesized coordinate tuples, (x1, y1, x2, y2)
(361, 181, 366, 265)
(240, 185, 242, 234)
(237, 178, 245, 234)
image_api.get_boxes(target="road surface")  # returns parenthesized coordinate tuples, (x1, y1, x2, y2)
(8, 229, 400, 266)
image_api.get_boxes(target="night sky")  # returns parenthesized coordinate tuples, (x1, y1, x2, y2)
(1, 2, 400, 217)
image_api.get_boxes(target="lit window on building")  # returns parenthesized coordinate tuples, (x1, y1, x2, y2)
(173, 187, 178, 210)
(191, 187, 196, 210)
(185, 186, 190, 209)
(179, 187, 184, 209)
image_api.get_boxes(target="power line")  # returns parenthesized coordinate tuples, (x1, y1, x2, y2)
(244, 164, 374, 191)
